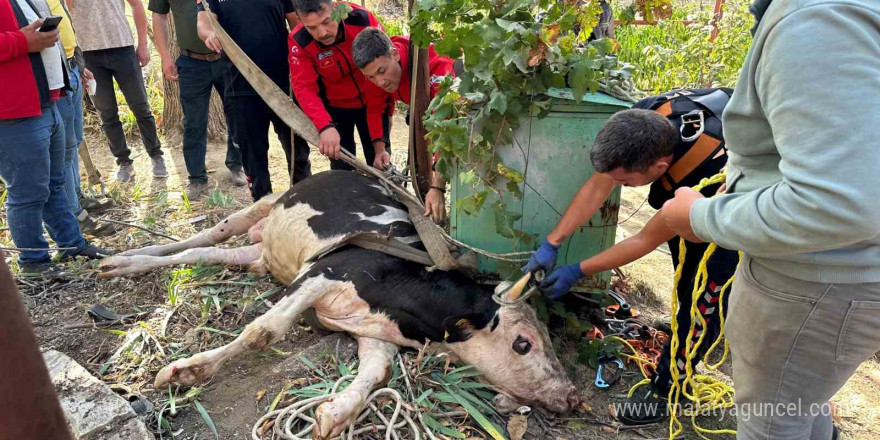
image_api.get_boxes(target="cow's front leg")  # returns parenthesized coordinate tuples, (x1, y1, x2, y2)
(154, 275, 331, 388)
(100, 244, 263, 278)
(314, 337, 399, 440)
(120, 192, 282, 257)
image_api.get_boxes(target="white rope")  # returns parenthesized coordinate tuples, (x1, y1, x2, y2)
(252, 375, 421, 440)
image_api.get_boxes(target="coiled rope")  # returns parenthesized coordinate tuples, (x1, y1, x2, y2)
(625, 172, 738, 440)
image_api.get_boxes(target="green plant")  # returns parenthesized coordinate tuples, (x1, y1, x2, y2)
(413, 0, 630, 244)
(377, 14, 408, 37)
(615, 0, 752, 93)
(205, 188, 235, 208)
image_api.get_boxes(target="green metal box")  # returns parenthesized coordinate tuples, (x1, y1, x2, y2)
(450, 90, 631, 293)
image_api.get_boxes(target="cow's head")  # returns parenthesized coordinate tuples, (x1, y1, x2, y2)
(444, 276, 579, 414)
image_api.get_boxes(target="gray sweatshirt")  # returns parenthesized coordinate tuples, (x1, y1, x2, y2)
(689, 0, 880, 283)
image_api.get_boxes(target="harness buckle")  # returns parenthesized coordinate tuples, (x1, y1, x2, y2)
(680, 110, 705, 143)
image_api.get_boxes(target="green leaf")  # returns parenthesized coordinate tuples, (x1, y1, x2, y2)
(440, 383, 508, 440)
(456, 191, 489, 216)
(422, 413, 467, 438)
(488, 90, 508, 115)
(492, 201, 522, 239)
(193, 400, 219, 440)
(329, 2, 352, 22)
(568, 61, 591, 103)
(495, 18, 526, 35)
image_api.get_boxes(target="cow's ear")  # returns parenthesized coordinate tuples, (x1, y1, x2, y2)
(443, 313, 487, 343)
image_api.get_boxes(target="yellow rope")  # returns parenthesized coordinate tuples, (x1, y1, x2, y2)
(667, 173, 738, 440)
(616, 172, 734, 439)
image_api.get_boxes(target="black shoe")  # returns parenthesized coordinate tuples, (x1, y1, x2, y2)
(619, 384, 669, 425)
(19, 261, 73, 280)
(61, 243, 114, 261)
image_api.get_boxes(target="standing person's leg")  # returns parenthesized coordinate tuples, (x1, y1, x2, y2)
(41, 105, 87, 257)
(0, 109, 61, 268)
(58, 65, 83, 216)
(726, 258, 880, 440)
(176, 55, 213, 191)
(270, 111, 311, 185)
(326, 106, 358, 171)
(84, 50, 134, 169)
(110, 46, 165, 173)
(231, 96, 273, 200)
(211, 58, 244, 183)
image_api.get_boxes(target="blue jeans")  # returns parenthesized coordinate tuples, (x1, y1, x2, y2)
(56, 64, 84, 215)
(176, 54, 242, 184)
(0, 105, 86, 265)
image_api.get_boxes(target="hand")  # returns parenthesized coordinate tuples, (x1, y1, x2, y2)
(522, 239, 560, 275)
(539, 263, 585, 299)
(161, 56, 178, 81)
(373, 147, 391, 170)
(661, 187, 705, 243)
(204, 32, 223, 53)
(82, 68, 95, 93)
(21, 19, 59, 53)
(424, 188, 446, 224)
(319, 127, 342, 159)
(136, 43, 150, 67)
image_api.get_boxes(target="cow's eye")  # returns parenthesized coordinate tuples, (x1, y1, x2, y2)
(512, 336, 531, 355)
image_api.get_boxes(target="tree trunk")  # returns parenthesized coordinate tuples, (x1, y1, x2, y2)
(161, 16, 227, 143)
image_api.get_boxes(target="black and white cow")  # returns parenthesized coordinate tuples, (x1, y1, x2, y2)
(100, 171, 579, 439)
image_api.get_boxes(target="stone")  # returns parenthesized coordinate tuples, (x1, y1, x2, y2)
(42, 350, 151, 440)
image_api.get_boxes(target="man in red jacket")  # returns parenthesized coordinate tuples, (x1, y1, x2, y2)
(352, 28, 456, 223)
(288, 0, 391, 171)
(1, 0, 110, 276)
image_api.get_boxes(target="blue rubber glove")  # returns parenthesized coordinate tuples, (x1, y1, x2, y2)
(523, 239, 560, 274)
(539, 263, 585, 299)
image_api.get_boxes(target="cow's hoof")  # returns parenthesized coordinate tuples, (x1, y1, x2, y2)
(98, 255, 155, 277)
(153, 354, 218, 388)
(313, 397, 361, 440)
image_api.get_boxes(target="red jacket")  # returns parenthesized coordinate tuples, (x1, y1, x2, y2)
(288, 3, 390, 142)
(390, 35, 455, 105)
(0, 0, 50, 119)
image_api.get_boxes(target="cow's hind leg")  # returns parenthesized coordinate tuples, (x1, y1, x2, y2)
(120, 192, 283, 257)
(99, 244, 263, 278)
(314, 337, 399, 440)
(153, 274, 331, 388)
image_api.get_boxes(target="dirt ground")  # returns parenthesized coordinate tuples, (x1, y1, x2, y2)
(4, 112, 879, 440)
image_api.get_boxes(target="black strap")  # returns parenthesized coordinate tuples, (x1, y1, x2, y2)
(687, 89, 730, 119)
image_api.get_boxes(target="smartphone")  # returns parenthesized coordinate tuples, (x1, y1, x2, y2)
(38, 16, 63, 32)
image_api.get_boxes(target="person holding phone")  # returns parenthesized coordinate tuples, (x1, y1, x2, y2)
(1, 0, 113, 277)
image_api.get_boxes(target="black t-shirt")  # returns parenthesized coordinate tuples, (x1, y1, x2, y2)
(198, 0, 293, 96)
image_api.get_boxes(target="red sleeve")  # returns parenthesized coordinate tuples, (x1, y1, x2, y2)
(367, 8, 383, 31)
(364, 80, 391, 143)
(288, 32, 334, 132)
(427, 45, 455, 100)
(0, 30, 29, 63)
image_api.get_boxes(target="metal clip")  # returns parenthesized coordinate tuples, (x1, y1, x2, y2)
(595, 357, 624, 389)
(680, 110, 705, 142)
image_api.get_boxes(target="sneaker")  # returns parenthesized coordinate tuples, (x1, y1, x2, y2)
(60, 243, 114, 261)
(230, 169, 247, 187)
(618, 384, 669, 425)
(186, 182, 209, 200)
(151, 156, 169, 178)
(79, 196, 115, 214)
(77, 210, 117, 237)
(117, 163, 136, 183)
(19, 261, 73, 280)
